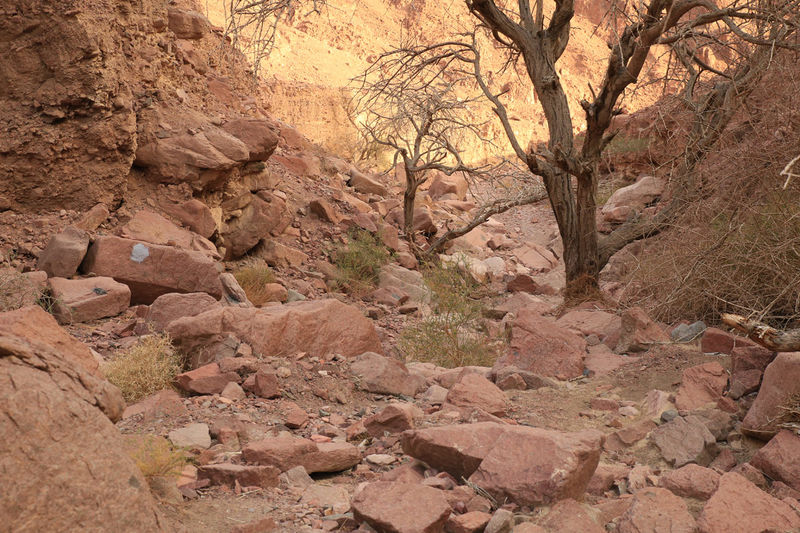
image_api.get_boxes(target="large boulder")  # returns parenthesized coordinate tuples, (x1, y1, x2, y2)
(497, 309, 586, 380)
(242, 436, 360, 474)
(651, 415, 718, 467)
(220, 192, 288, 259)
(741, 352, 800, 439)
(119, 210, 219, 259)
(168, 299, 382, 368)
(601, 176, 664, 223)
(146, 292, 221, 332)
(220, 117, 280, 162)
(352, 482, 451, 533)
(48, 276, 131, 324)
(402, 423, 604, 506)
(750, 430, 800, 492)
(556, 310, 621, 348)
(697, 472, 800, 533)
(0, 306, 165, 531)
(80, 236, 223, 305)
(37, 226, 90, 278)
(428, 171, 468, 201)
(445, 373, 508, 416)
(617, 487, 696, 533)
(350, 352, 425, 397)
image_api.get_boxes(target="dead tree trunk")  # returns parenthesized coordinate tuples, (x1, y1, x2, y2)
(721, 314, 800, 352)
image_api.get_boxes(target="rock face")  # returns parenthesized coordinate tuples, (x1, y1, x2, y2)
(81, 236, 223, 305)
(0, 1, 137, 212)
(402, 423, 604, 506)
(741, 352, 800, 439)
(697, 472, 800, 533)
(168, 300, 382, 368)
(37, 226, 90, 278)
(750, 430, 800, 491)
(499, 310, 586, 380)
(351, 482, 451, 533)
(48, 276, 131, 324)
(0, 306, 166, 531)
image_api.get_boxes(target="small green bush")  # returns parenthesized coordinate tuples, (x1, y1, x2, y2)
(104, 334, 182, 403)
(234, 264, 277, 306)
(332, 229, 391, 295)
(400, 262, 501, 368)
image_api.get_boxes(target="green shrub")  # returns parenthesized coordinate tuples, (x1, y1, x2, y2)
(400, 262, 501, 368)
(234, 263, 277, 306)
(104, 334, 182, 403)
(332, 229, 391, 295)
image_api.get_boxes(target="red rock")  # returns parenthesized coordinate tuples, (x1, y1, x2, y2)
(730, 344, 775, 399)
(48, 276, 130, 324)
(697, 472, 800, 533)
(750, 429, 800, 491)
(742, 352, 800, 439)
(651, 415, 717, 467)
(506, 274, 542, 294)
(429, 171, 468, 200)
(145, 292, 220, 331)
(175, 363, 240, 395)
(75, 204, 110, 231)
(168, 300, 382, 368)
(467, 426, 604, 506)
(445, 511, 492, 533)
(350, 351, 425, 397)
(446, 374, 508, 416)
(305, 442, 361, 473)
(81, 236, 222, 305)
(119, 209, 219, 258)
(498, 310, 586, 380)
(514, 243, 558, 272)
(364, 403, 419, 437)
(539, 499, 605, 533)
(674, 362, 728, 411)
(728, 368, 762, 399)
(556, 310, 621, 347)
(387, 206, 437, 234)
(0, 306, 163, 531)
(701, 327, 755, 354)
(230, 517, 276, 533)
(251, 371, 280, 399)
(709, 449, 737, 472)
(37, 226, 89, 278)
(731, 463, 768, 488)
(309, 198, 341, 224)
(616, 307, 669, 353)
(604, 420, 656, 452)
(198, 464, 280, 489)
(496, 372, 527, 391)
(642, 389, 673, 418)
(221, 193, 287, 260)
(281, 401, 308, 429)
(221, 118, 279, 162)
(585, 345, 636, 376)
(163, 198, 216, 238)
(659, 464, 720, 500)
(348, 167, 389, 196)
(121, 389, 187, 420)
(602, 176, 664, 222)
(242, 436, 317, 471)
(167, 7, 209, 38)
(590, 397, 620, 411)
(587, 462, 630, 495)
(0, 306, 104, 379)
(617, 487, 696, 533)
(352, 481, 451, 533)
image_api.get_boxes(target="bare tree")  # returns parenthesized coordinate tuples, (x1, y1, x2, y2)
(353, 38, 547, 256)
(462, 0, 800, 295)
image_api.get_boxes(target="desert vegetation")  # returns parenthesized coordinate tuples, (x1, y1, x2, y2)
(104, 334, 183, 403)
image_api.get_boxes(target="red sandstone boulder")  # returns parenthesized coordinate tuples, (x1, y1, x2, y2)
(617, 487, 696, 533)
(651, 415, 718, 467)
(37, 225, 90, 278)
(48, 276, 131, 324)
(446, 373, 508, 416)
(119, 209, 219, 259)
(162, 198, 217, 238)
(197, 464, 280, 489)
(81, 236, 222, 305)
(167, 7, 209, 39)
(674, 362, 728, 411)
(146, 292, 221, 332)
(220, 118, 279, 162)
(220, 192, 288, 259)
(659, 464, 721, 500)
(538, 499, 605, 533)
(602, 176, 664, 223)
(168, 299, 382, 368)
(243, 436, 360, 474)
(556, 310, 621, 347)
(616, 307, 669, 353)
(498, 309, 586, 380)
(364, 403, 420, 437)
(352, 481, 451, 533)
(697, 472, 800, 533)
(701, 327, 755, 354)
(174, 363, 240, 395)
(750, 430, 800, 491)
(350, 351, 425, 397)
(742, 352, 800, 439)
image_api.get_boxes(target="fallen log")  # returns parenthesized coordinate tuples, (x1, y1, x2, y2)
(720, 313, 800, 352)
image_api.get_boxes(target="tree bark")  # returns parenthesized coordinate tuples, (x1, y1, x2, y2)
(721, 314, 800, 352)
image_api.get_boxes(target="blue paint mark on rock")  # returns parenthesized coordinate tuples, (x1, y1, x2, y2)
(130, 243, 150, 263)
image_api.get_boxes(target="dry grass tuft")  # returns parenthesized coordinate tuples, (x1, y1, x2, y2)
(332, 229, 391, 295)
(124, 434, 188, 481)
(0, 269, 43, 312)
(104, 334, 182, 403)
(400, 262, 502, 368)
(234, 264, 277, 306)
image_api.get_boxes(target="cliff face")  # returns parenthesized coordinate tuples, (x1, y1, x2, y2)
(202, 0, 670, 161)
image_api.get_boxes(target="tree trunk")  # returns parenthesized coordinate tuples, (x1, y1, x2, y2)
(403, 164, 420, 252)
(721, 314, 800, 352)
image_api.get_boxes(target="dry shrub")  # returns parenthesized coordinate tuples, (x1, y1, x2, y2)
(400, 262, 502, 368)
(234, 264, 277, 306)
(778, 393, 800, 433)
(0, 268, 43, 312)
(124, 434, 188, 481)
(332, 229, 391, 295)
(104, 334, 182, 403)
(622, 58, 800, 326)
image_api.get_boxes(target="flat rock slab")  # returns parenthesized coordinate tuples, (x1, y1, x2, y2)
(48, 276, 131, 324)
(242, 436, 360, 474)
(352, 481, 451, 533)
(198, 464, 280, 489)
(168, 299, 382, 368)
(651, 415, 717, 467)
(81, 235, 222, 305)
(617, 487, 696, 533)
